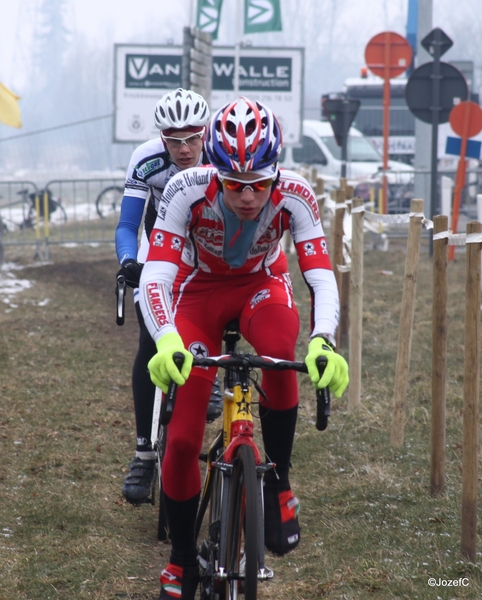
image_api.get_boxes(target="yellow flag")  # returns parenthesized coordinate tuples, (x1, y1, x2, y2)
(0, 83, 22, 128)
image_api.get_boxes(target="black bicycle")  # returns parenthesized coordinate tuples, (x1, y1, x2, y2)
(96, 185, 124, 219)
(2, 188, 68, 230)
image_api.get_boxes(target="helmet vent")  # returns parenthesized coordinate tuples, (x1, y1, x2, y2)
(226, 121, 236, 136)
(245, 119, 256, 136)
(175, 100, 182, 120)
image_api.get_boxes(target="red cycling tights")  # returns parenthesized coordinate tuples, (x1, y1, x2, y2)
(162, 303, 300, 501)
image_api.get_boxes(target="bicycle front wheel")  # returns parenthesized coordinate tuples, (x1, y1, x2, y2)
(95, 185, 124, 219)
(225, 444, 258, 600)
(155, 424, 169, 542)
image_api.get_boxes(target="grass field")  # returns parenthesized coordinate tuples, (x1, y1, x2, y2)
(1, 239, 481, 600)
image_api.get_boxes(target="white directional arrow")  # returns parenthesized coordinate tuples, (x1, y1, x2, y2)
(247, 0, 274, 25)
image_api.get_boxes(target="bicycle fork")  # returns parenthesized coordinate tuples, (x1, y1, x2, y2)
(215, 382, 275, 585)
(214, 462, 273, 584)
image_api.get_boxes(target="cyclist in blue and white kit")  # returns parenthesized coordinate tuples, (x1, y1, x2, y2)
(115, 88, 221, 505)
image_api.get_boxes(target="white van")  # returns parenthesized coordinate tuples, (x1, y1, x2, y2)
(279, 119, 413, 182)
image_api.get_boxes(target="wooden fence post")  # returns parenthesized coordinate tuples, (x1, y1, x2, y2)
(333, 189, 346, 348)
(311, 167, 318, 186)
(390, 198, 424, 447)
(339, 186, 353, 349)
(431, 215, 448, 495)
(348, 198, 364, 410)
(461, 221, 482, 561)
(316, 177, 325, 222)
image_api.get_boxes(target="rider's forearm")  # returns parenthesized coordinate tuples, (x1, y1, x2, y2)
(138, 260, 179, 343)
(302, 267, 339, 338)
(115, 195, 146, 264)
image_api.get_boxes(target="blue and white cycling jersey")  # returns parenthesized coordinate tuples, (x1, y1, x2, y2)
(115, 137, 207, 266)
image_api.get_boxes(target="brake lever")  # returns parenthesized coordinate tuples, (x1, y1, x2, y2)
(115, 274, 126, 326)
(160, 352, 185, 426)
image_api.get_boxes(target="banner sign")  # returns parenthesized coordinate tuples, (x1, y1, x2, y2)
(244, 0, 282, 34)
(114, 45, 303, 145)
(125, 54, 182, 89)
(212, 56, 291, 91)
(114, 46, 183, 140)
(196, 0, 224, 40)
(210, 47, 302, 145)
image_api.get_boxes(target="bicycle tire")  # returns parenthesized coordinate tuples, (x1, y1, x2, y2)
(198, 433, 224, 600)
(95, 185, 124, 219)
(225, 444, 258, 600)
(196, 430, 224, 539)
(54, 200, 68, 224)
(155, 424, 169, 541)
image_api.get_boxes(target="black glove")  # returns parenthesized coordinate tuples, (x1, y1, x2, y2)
(117, 259, 143, 288)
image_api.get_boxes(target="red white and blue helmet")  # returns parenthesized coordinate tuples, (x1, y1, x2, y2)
(206, 97, 283, 172)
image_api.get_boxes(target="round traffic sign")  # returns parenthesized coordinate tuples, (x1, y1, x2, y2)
(405, 62, 468, 124)
(365, 31, 412, 79)
(449, 101, 482, 139)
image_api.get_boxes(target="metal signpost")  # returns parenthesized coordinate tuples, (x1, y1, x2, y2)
(113, 45, 304, 146)
(182, 27, 213, 105)
(405, 27, 468, 253)
(365, 32, 412, 213)
(322, 98, 361, 178)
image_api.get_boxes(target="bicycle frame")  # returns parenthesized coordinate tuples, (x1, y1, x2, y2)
(193, 328, 329, 599)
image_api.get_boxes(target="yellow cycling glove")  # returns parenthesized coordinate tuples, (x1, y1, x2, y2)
(305, 337, 349, 398)
(147, 332, 193, 393)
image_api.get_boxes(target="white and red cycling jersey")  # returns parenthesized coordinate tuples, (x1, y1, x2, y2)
(139, 166, 339, 343)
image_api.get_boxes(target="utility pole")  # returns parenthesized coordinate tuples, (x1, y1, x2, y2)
(413, 0, 432, 204)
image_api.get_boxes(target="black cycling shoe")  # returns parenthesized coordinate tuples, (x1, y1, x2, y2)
(206, 375, 223, 423)
(264, 486, 301, 556)
(122, 457, 155, 505)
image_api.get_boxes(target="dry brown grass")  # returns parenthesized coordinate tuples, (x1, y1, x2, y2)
(0, 238, 481, 599)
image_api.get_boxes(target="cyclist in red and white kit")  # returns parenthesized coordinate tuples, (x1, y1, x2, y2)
(138, 97, 349, 600)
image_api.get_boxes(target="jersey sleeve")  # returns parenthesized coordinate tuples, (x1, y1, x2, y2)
(138, 172, 194, 342)
(115, 195, 146, 264)
(280, 172, 340, 339)
(115, 143, 154, 264)
(138, 260, 179, 342)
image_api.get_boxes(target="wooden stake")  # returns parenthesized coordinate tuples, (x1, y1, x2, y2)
(316, 177, 325, 220)
(431, 215, 448, 495)
(348, 198, 364, 410)
(461, 221, 481, 561)
(333, 189, 346, 348)
(390, 198, 424, 447)
(339, 187, 352, 349)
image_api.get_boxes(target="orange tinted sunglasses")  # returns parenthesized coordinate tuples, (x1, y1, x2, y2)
(220, 177, 275, 193)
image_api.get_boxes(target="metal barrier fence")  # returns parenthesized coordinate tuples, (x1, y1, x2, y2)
(1, 169, 480, 262)
(0, 177, 124, 260)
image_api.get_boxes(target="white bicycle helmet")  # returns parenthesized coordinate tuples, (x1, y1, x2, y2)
(154, 88, 210, 131)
